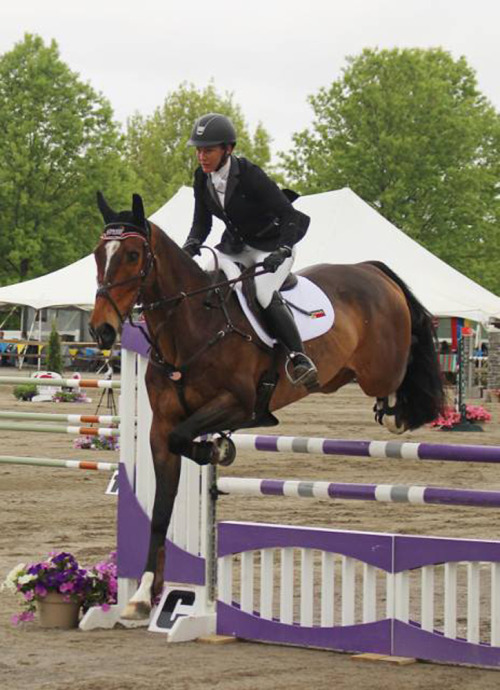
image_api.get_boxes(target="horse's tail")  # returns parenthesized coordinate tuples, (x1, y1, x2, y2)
(368, 261, 445, 430)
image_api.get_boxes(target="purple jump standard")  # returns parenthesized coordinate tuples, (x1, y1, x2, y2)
(216, 477, 500, 509)
(232, 433, 500, 464)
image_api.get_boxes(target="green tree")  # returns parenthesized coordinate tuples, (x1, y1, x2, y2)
(0, 34, 135, 286)
(46, 321, 62, 374)
(281, 48, 500, 294)
(126, 82, 272, 211)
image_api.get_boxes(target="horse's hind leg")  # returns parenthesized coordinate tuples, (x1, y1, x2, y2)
(374, 395, 406, 434)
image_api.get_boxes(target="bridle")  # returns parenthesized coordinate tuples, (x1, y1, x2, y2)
(95, 221, 155, 325)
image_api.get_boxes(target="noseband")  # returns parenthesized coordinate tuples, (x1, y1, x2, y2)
(96, 221, 155, 324)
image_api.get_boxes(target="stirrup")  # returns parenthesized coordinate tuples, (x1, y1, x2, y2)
(285, 352, 318, 387)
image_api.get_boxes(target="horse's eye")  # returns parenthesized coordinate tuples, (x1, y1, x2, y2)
(127, 251, 140, 263)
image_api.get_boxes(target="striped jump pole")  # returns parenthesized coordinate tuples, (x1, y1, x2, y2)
(0, 376, 120, 389)
(0, 421, 120, 436)
(217, 476, 500, 509)
(232, 433, 500, 464)
(0, 411, 122, 425)
(0, 455, 118, 471)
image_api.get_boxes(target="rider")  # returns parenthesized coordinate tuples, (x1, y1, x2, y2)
(182, 112, 318, 387)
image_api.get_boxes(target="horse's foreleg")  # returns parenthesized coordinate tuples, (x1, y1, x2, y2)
(121, 439, 181, 620)
(168, 392, 249, 466)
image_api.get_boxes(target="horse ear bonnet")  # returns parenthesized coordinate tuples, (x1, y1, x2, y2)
(132, 194, 146, 227)
(98, 192, 149, 238)
(96, 191, 116, 224)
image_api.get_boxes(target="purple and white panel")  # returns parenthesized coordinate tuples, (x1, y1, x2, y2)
(392, 535, 500, 667)
(217, 522, 500, 666)
(216, 521, 394, 654)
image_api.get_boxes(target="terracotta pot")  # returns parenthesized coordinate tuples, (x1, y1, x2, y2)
(36, 592, 81, 629)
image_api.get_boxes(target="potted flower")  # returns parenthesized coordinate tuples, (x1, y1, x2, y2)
(429, 404, 492, 430)
(73, 433, 119, 451)
(1, 551, 117, 628)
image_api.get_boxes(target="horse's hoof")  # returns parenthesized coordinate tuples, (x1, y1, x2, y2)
(382, 415, 406, 435)
(211, 436, 236, 466)
(120, 601, 151, 620)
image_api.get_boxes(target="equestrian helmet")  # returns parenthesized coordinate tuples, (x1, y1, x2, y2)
(188, 113, 237, 147)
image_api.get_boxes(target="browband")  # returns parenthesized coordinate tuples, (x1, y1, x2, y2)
(101, 221, 150, 242)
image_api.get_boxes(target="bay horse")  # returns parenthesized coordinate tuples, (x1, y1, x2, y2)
(89, 192, 444, 620)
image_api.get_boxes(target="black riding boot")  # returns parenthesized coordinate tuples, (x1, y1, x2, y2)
(263, 292, 318, 388)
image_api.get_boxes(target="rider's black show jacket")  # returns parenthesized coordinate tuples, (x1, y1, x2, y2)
(187, 156, 310, 254)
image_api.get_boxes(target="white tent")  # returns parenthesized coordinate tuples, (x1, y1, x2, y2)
(0, 186, 499, 323)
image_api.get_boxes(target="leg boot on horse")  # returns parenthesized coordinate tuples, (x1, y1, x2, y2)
(263, 292, 319, 388)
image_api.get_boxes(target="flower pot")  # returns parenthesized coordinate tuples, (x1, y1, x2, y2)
(36, 592, 81, 629)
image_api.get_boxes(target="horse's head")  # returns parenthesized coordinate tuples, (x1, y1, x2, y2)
(90, 192, 154, 350)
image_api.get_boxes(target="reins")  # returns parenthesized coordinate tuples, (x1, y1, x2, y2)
(138, 253, 267, 313)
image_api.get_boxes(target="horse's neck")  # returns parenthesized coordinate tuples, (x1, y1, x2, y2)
(152, 226, 209, 294)
(143, 226, 212, 363)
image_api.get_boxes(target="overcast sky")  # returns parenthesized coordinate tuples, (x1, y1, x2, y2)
(2, 0, 499, 156)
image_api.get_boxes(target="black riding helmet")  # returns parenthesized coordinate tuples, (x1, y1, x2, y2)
(188, 113, 237, 147)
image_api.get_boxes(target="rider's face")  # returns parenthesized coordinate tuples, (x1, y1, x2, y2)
(196, 145, 227, 173)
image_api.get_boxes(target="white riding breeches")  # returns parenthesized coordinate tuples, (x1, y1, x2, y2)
(218, 244, 296, 309)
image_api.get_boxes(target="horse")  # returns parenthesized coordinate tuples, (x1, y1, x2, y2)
(89, 192, 444, 619)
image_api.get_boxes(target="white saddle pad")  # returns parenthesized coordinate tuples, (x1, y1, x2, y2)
(202, 254, 334, 348)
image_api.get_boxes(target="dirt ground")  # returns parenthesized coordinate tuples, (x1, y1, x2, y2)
(1, 370, 500, 689)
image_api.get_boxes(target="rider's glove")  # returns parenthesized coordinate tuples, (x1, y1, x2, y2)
(262, 246, 292, 273)
(182, 238, 202, 258)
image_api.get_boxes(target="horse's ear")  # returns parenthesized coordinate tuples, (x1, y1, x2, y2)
(281, 188, 300, 203)
(96, 191, 115, 223)
(132, 194, 145, 226)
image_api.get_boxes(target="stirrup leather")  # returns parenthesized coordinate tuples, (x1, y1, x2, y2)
(285, 352, 318, 386)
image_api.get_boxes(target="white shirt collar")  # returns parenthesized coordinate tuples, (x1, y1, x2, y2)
(210, 156, 231, 187)
(210, 156, 232, 206)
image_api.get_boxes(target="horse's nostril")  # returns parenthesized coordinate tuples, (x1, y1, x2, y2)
(95, 324, 117, 350)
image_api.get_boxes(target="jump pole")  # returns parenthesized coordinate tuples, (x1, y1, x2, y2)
(0, 376, 120, 389)
(217, 476, 500, 509)
(231, 433, 500, 464)
(0, 455, 118, 471)
(0, 421, 120, 436)
(0, 411, 122, 425)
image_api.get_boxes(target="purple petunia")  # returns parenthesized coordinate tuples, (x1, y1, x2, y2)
(4, 550, 118, 625)
(59, 581, 75, 593)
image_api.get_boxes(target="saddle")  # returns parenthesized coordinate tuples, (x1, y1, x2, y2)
(205, 265, 298, 333)
(204, 255, 333, 347)
(241, 269, 298, 331)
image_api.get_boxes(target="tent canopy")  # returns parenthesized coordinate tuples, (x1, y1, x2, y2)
(0, 186, 499, 322)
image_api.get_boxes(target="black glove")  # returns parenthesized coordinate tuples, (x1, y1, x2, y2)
(182, 239, 201, 258)
(262, 246, 292, 273)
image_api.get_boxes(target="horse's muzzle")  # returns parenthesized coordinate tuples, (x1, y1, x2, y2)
(91, 323, 117, 350)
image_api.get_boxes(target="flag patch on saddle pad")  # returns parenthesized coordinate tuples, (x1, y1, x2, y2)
(310, 309, 326, 319)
